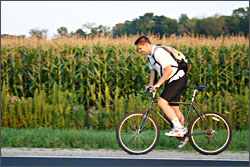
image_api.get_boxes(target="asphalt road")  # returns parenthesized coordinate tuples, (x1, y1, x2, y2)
(1, 156, 249, 167)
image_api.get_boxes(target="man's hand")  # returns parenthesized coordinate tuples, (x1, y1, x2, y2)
(152, 84, 160, 92)
(145, 85, 152, 91)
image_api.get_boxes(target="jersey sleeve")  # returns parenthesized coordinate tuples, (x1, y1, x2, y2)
(154, 48, 176, 69)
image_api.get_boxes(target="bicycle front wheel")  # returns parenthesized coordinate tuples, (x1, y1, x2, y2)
(116, 111, 159, 155)
(189, 111, 232, 155)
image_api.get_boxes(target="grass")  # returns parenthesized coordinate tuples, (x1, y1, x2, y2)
(1, 127, 249, 152)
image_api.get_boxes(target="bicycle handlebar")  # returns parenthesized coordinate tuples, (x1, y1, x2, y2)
(145, 87, 153, 93)
(145, 87, 159, 93)
(144, 87, 158, 99)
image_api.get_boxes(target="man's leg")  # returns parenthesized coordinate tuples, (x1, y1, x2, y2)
(158, 97, 183, 131)
(158, 97, 178, 121)
(170, 105, 189, 148)
(170, 105, 184, 126)
(158, 76, 188, 137)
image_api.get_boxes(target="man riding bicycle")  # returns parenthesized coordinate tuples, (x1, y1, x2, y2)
(134, 35, 189, 148)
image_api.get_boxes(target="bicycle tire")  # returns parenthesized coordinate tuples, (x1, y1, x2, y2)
(188, 111, 232, 155)
(116, 111, 159, 155)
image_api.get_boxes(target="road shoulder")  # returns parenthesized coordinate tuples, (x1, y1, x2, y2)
(1, 148, 249, 160)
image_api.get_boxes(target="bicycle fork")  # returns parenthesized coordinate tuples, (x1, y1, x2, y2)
(137, 111, 150, 134)
(137, 91, 156, 134)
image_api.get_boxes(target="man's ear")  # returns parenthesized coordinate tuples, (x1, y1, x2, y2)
(146, 43, 152, 53)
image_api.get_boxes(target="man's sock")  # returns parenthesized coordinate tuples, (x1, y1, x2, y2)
(171, 117, 182, 128)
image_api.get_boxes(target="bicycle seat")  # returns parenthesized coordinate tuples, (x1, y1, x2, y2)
(188, 86, 207, 91)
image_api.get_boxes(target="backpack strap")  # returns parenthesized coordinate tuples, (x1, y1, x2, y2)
(148, 54, 163, 77)
(147, 46, 163, 77)
(150, 45, 180, 82)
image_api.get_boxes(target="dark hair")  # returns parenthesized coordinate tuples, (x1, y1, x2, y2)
(134, 35, 151, 45)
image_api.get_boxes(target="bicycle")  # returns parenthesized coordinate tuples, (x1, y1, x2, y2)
(116, 86, 232, 155)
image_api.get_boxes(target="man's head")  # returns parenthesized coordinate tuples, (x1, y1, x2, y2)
(134, 36, 152, 55)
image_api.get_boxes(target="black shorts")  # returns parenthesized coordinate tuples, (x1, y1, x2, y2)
(160, 75, 188, 106)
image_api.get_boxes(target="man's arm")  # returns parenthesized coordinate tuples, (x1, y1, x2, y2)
(153, 65, 172, 90)
(145, 69, 156, 90)
(149, 69, 156, 87)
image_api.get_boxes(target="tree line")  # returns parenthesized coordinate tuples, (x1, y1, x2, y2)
(2, 7, 248, 39)
(112, 7, 249, 37)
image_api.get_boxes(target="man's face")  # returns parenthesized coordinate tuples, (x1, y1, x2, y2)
(137, 44, 150, 55)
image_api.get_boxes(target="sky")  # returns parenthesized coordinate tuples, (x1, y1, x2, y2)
(1, 1, 249, 38)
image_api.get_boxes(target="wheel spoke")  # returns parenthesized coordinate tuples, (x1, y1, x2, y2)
(189, 112, 232, 155)
(117, 112, 159, 154)
(123, 133, 137, 146)
(126, 118, 138, 132)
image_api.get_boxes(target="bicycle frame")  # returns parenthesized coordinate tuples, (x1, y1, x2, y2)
(138, 89, 210, 136)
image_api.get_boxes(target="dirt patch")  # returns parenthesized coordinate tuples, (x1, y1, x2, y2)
(2, 148, 249, 160)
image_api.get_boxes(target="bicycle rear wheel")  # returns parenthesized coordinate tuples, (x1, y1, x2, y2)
(116, 111, 159, 155)
(188, 111, 232, 155)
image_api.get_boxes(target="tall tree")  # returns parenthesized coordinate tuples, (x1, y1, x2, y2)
(232, 7, 249, 36)
(193, 14, 227, 36)
(29, 28, 48, 39)
(97, 25, 111, 35)
(112, 13, 179, 37)
(152, 15, 168, 37)
(221, 15, 240, 35)
(179, 14, 189, 25)
(178, 14, 189, 35)
(137, 13, 155, 34)
(57, 27, 68, 36)
(112, 23, 125, 37)
(82, 22, 97, 35)
(75, 29, 86, 36)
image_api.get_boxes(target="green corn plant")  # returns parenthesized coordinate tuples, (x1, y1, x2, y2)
(16, 100, 24, 128)
(1, 84, 9, 127)
(1, 35, 249, 130)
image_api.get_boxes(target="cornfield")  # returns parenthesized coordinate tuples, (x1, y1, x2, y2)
(1, 34, 249, 130)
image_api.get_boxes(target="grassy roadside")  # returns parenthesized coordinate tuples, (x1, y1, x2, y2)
(1, 128, 249, 152)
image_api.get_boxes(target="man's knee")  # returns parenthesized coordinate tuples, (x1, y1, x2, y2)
(171, 106, 180, 112)
(158, 97, 169, 107)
